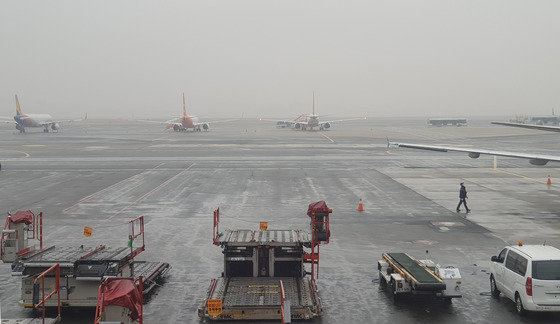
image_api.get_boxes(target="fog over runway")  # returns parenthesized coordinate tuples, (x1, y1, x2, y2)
(1, 119, 560, 323)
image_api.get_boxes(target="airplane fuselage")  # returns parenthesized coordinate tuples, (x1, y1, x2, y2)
(180, 116, 199, 129)
(306, 115, 320, 128)
(14, 114, 54, 127)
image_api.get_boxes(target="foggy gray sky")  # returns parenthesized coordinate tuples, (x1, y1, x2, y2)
(1, 0, 559, 119)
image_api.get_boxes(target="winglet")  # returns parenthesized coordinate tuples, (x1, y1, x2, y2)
(182, 93, 187, 118)
(15, 95, 23, 116)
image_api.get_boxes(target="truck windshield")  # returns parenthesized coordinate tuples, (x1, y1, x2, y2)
(532, 260, 560, 280)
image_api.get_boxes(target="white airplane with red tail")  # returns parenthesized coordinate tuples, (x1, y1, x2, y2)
(263, 92, 366, 131)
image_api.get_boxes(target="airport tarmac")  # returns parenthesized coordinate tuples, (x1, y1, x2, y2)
(1, 118, 560, 323)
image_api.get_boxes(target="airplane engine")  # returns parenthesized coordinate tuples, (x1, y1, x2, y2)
(15, 124, 22, 131)
(173, 124, 180, 132)
(323, 122, 331, 129)
(203, 123, 209, 130)
(294, 123, 301, 130)
(530, 158, 548, 166)
(51, 123, 60, 131)
(468, 152, 480, 159)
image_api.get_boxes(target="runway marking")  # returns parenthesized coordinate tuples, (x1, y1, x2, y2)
(151, 134, 172, 141)
(320, 132, 335, 143)
(15, 150, 30, 157)
(63, 162, 166, 214)
(494, 168, 557, 187)
(22, 145, 45, 147)
(0, 149, 31, 158)
(107, 163, 195, 219)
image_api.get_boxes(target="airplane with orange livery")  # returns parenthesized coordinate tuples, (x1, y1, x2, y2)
(140, 93, 235, 132)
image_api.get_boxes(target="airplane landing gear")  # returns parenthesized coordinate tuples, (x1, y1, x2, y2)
(43, 127, 49, 133)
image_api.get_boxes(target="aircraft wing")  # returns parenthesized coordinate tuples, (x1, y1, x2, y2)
(259, 118, 296, 124)
(138, 118, 180, 125)
(390, 141, 560, 166)
(261, 119, 308, 125)
(491, 121, 560, 132)
(138, 119, 171, 125)
(47, 118, 84, 124)
(193, 119, 238, 126)
(321, 117, 367, 125)
(1, 115, 14, 123)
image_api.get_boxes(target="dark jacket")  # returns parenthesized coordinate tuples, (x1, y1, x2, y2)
(459, 186, 467, 198)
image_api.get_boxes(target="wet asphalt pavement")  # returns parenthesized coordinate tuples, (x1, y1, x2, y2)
(1, 118, 560, 323)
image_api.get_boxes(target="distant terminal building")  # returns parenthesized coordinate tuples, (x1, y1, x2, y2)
(529, 116, 560, 126)
(427, 118, 467, 127)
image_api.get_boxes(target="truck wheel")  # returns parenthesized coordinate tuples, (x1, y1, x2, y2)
(515, 293, 526, 315)
(391, 281, 400, 302)
(379, 273, 386, 286)
(490, 275, 500, 297)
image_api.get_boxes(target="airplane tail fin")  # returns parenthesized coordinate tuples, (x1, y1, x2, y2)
(312, 91, 315, 115)
(182, 93, 187, 118)
(15, 95, 23, 116)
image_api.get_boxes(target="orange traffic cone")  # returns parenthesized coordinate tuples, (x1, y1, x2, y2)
(547, 175, 552, 185)
(358, 199, 364, 212)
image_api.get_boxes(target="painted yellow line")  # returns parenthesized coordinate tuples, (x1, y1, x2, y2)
(320, 132, 335, 143)
(0, 150, 30, 158)
(494, 168, 557, 187)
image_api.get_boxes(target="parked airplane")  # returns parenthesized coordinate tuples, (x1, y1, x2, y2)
(140, 94, 235, 132)
(263, 92, 365, 131)
(1, 95, 73, 133)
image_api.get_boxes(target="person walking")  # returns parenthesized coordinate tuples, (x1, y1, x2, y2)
(456, 182, 470, 213)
